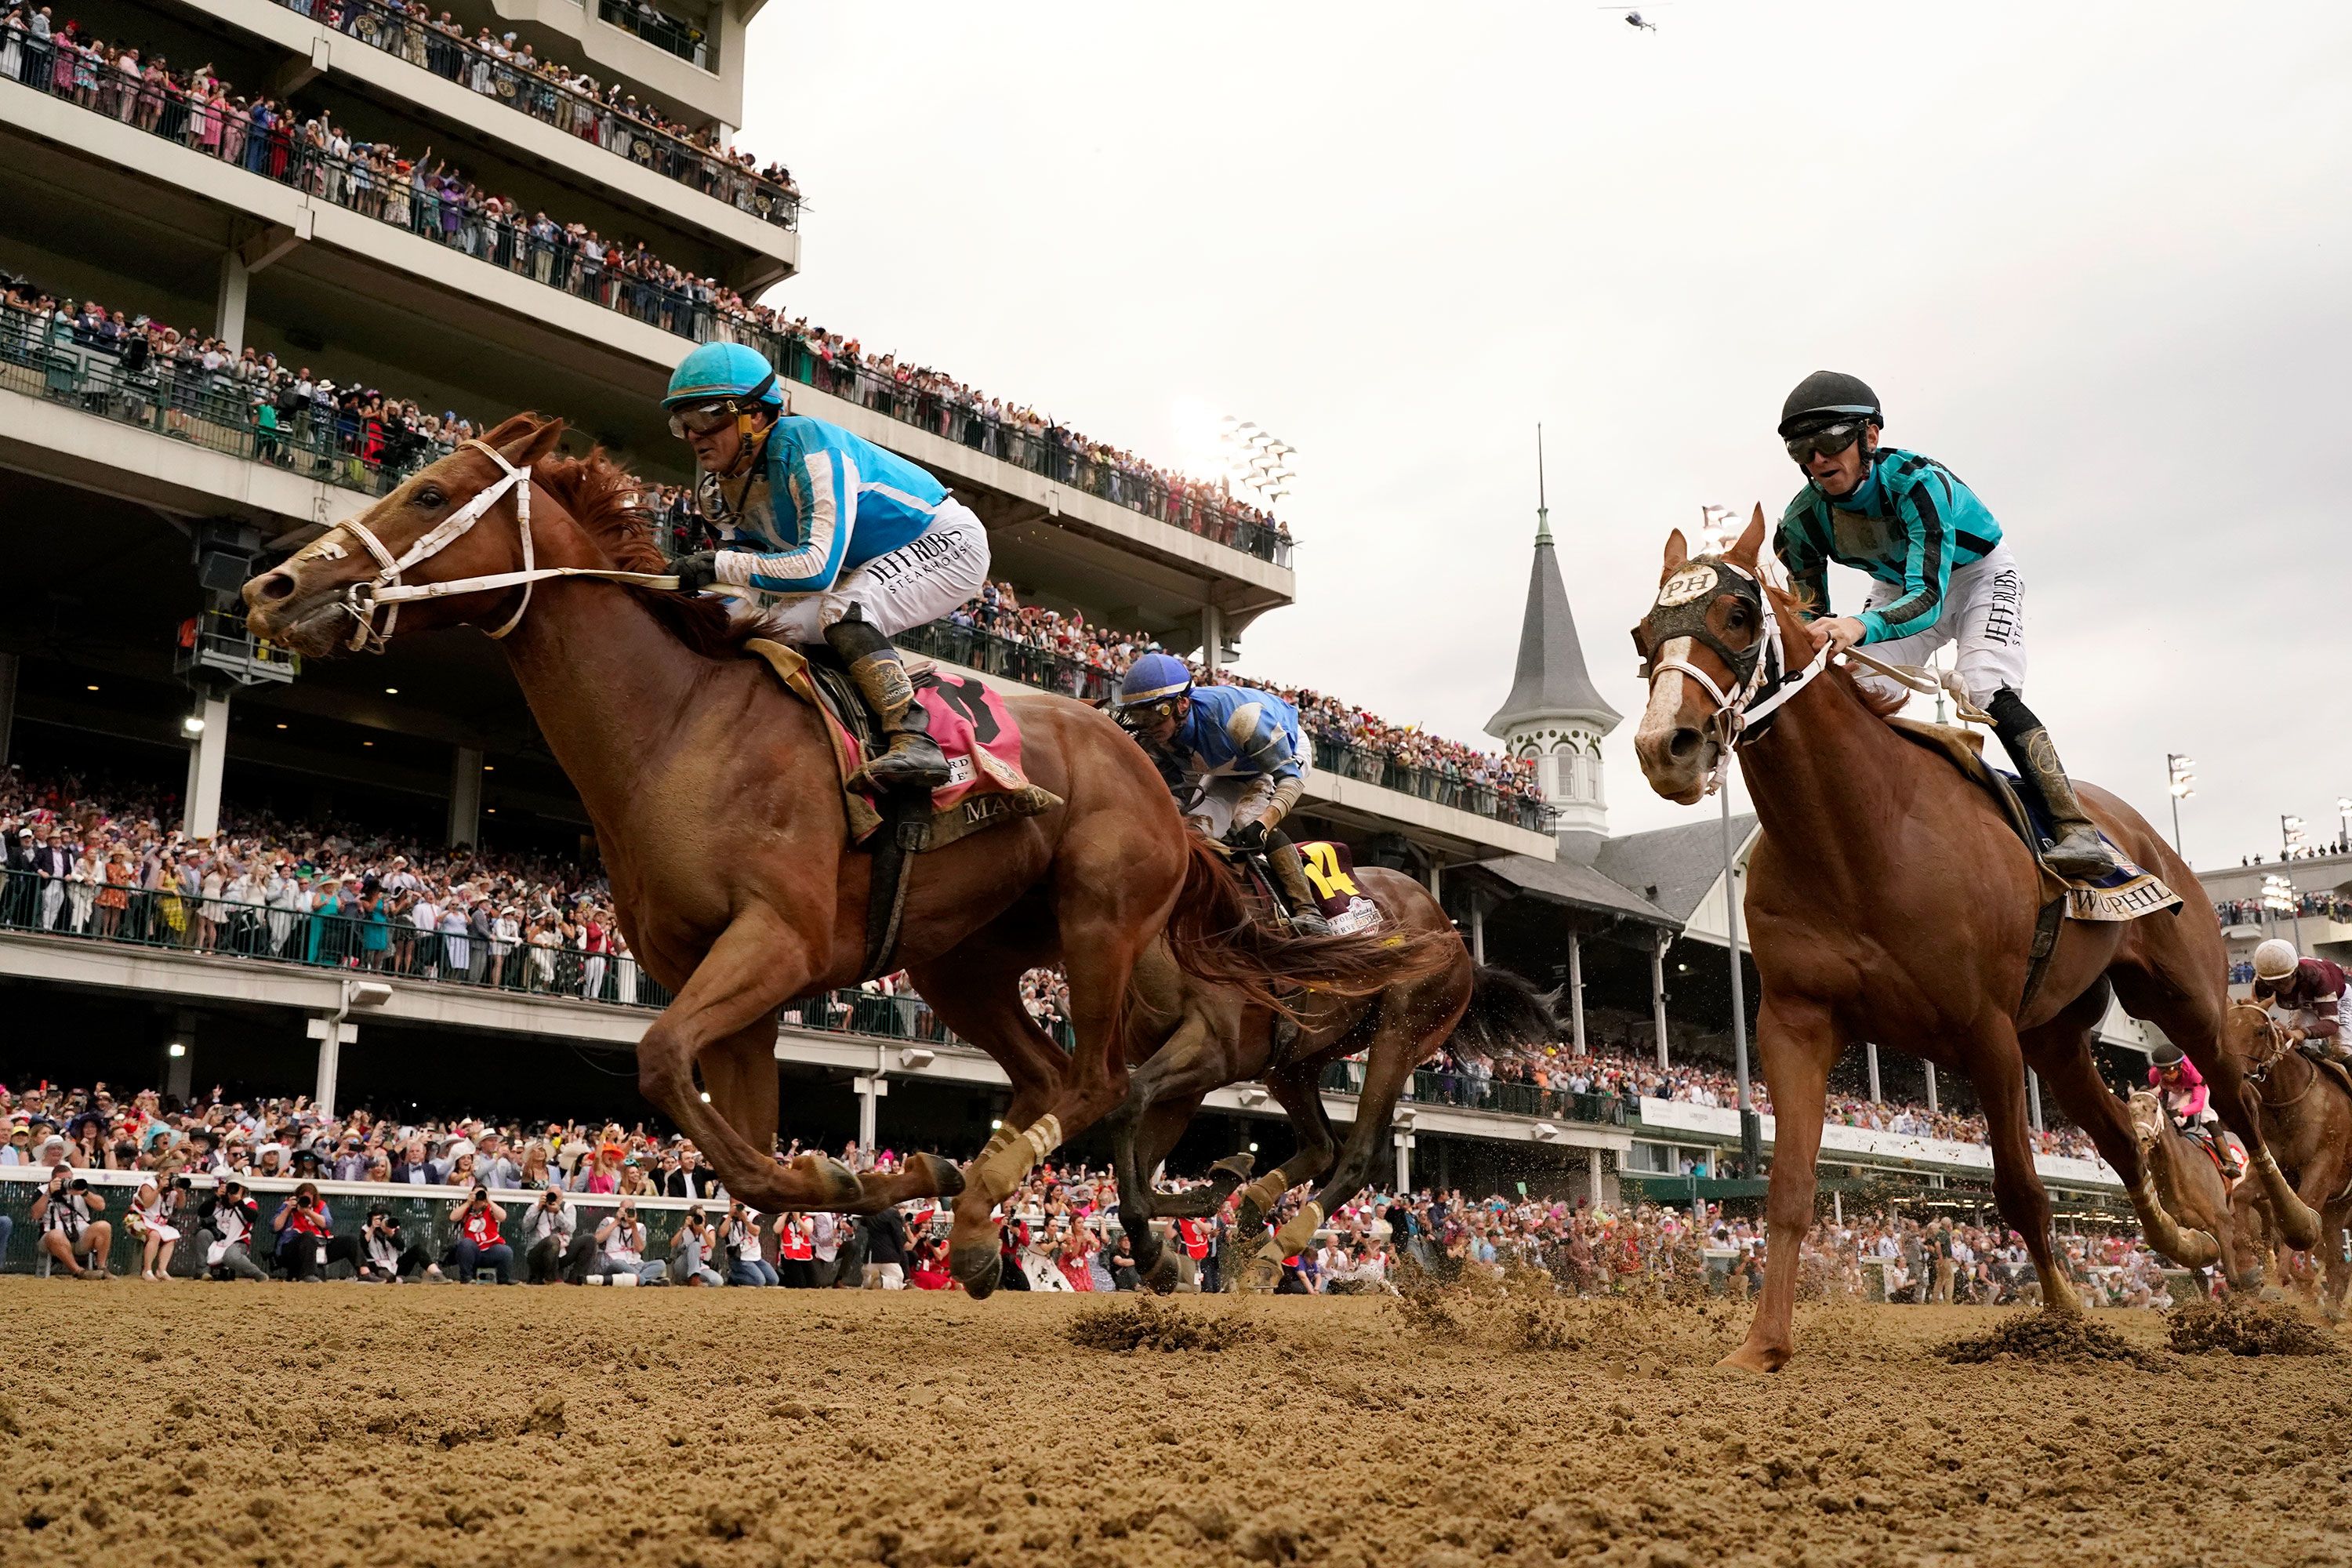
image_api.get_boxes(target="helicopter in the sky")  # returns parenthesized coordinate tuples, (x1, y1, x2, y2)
(1601, 5, 1664, 29)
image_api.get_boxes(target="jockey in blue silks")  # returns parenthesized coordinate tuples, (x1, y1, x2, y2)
(1114, 652, 1330, 935)
(1773, 371, 2115, 879)
(661, 341, 991, 793)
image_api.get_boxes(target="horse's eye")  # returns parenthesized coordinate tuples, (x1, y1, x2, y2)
(414, 486, 445, 510)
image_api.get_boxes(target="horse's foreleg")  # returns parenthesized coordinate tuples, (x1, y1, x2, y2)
(1723, 997, 1835, 1374)
(1231, 1063, 1345, 1293)
(1971, 1022, 2078, 1316)
(1117, 1091, 1210, 1293)
(2322, 1201, 2352, 1320)
(638, 918, 862, 1213)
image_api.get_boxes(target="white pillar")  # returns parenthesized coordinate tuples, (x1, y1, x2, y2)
(216, 253, 251, 354)
(1588, 1148, 1606, 1205)
(1392, 1131, 1413, 1192)
(1426, 858, 1443, 900)
(853, 1075, 887, 1154)
(1568, 928, 1587, 1055)
(1650, 931, 1670, 1069)
(2027, 1069, 2044, 1133)
(0, 651, 16, 769)
(182, 693, 230, 839)
(448, 746, 484, 848)
(1866, 1040, 1882, 1105)
(1200, 604, 1223, 673)
(1468, 896, 1486, 966)
(1924, 1061, 1939, 1115)
(307, 1013, 356, 1119)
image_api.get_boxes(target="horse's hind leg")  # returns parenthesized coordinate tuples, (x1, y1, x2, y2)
(1116, 1091, 1209, 1293)
(2024, 1009, 2221, 1271)
(1233, 1062, 1341, 1293)
(1971, 1017, 2080, 1316)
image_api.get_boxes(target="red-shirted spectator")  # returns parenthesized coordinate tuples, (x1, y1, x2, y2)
(450, 1186, 512, 1283)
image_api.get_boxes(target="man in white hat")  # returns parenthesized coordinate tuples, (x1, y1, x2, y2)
(2251, 938, 2351, 1063)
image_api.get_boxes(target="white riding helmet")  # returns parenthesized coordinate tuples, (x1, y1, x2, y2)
(2253, 938, 2300, 981)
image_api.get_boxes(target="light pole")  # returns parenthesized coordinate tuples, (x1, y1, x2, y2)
(1720, 779, 1759, 1177)
(2282, 814, 2307, 862)
(2164, 753, 2194, 859)
(2262, 873, 2296, 950)
(2338, 797, 2350, 855)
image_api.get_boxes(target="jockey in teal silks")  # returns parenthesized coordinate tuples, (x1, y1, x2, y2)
(1114, 652, 1331, 936)
(662, 342, 990, 793)
(1772, 372, 2117, 880)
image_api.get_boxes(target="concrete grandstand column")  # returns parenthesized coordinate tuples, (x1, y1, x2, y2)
(215, 254, 250, 355)
(853, 1074, 886, 1154)
(1392, 1130, 1413, 1192)
(1923, 1061, 1939, 1115)
(1200, 604, 1222, 673)
(309, 1013, 358, 1119)
(181, 693, 230, 839)
(165, 1010, 195, 1104)
(1466, 896, 1486, 966)
(0, 651, 15, 768)
(448, 747, 485, 847)
(2027, 1069, 2043, 1133)
(1588, 1148, 1605, 1204)
(1567, 929, 1587, 1055)
(1650, 930, 1670, 1068)
(1425, 859, 1442, 900)
(1865, 1040, 1882, 1104)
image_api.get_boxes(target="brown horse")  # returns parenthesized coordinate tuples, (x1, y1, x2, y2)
(2221, 1003, 2352, 1316)
(241, 416, 1423, 1293)
(1103, 869, 1552, 1292)
(1628, 511, 2319, 1370)
(2124, 1088, 2259, 1294)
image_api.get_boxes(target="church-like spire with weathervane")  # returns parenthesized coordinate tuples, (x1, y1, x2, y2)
(1484, 426, 1622, 862)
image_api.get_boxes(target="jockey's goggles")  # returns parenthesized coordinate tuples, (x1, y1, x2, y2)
(1782, 421, 1865, 463)
(666, 400, 741, 439)
(1115, 695, 1186, 731)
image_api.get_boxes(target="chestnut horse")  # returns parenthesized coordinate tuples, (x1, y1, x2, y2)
(242, 416, 1428, 1294)
(2221, 1003, 2352, 1316)
(2124, 1089, 2259, 1294)
(1103, 869, 1559, 1293)
(1629, 511, 2318, 1370)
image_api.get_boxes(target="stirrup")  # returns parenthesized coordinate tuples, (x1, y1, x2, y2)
(1287, 908, 1333, 938)
(851, 733, 949, 793)
(2042, 826, 2118, 880)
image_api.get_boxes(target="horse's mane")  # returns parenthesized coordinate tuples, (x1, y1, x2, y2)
(523, 432, 783, 659)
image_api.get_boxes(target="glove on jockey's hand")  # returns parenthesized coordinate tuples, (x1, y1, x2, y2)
(670, 551, 720, 593)
(1223, 820, 1269, 853)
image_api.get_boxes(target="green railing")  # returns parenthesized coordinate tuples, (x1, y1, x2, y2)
(1319, 1060, 1626, 1127)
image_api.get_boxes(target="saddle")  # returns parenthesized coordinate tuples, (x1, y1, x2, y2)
(1885, 718, 2181, 1012)
(742, 638, 1062, 979)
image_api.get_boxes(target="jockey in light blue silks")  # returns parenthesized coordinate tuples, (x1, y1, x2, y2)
(661, 341, 991, 793)
(1113, 652, 1330, 935)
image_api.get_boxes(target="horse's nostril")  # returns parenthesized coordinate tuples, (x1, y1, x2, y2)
(1666, 728, 1702, 762)
(256, 571, 296, 603)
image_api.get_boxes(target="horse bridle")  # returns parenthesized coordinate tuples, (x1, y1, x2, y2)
(301, 438, 677, 654)
(2233, 1002, 2317, 1108)
(1632, 556, 1831, 794)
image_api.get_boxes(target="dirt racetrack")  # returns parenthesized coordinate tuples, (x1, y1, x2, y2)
(5, 1278, 2350, 1568)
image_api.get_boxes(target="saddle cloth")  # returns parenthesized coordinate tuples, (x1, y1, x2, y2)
(742, 638, 1061, 851)
(1886, 718, 2181, 923)
(1295, 840, 1384, 936)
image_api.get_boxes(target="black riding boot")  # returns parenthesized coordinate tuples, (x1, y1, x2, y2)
(1986, 688, 2117, 880)
(1265, 835, 1333, 938)
(826, 608, 949, 793)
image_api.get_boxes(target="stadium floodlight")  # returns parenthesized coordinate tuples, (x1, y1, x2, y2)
(2164, 753, 2194, 858)
(2338, 796, 2351, 849)
(182, 714, 205, 735)
(2261, 873, 2295, 913)
(2283, 814, 2308, 858)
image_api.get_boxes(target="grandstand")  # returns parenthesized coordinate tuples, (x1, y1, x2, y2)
(0, 0, 2143, 1218)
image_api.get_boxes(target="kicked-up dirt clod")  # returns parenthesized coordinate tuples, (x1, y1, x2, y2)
(1065, 1293, 1261, 1352)
(9, 1279, 2352, 1566)
(2167, 1296, 2340, 1356)
(1936, 1308, 2167, 1368)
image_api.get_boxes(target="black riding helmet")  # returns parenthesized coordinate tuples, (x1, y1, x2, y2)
(1777, 371, 1882, 438)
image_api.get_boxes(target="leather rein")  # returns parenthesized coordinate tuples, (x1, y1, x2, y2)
(2234, 1002, 2323, 1111)
(300, 438, 678, 654)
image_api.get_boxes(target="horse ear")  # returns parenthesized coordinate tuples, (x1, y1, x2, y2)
(1661, 528, 1690, 579)
(496, 416, 567, 471)
(1728, 505, 1767, 567)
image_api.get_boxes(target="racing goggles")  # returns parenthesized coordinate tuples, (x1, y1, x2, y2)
(1783, 421, 1866, 463)
(1115, 695, 1185, 731)
(666, 399, 740, 439)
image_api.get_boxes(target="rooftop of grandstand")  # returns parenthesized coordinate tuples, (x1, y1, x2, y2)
(0, 18, 1290, 564)
(227, 0, 800, 224)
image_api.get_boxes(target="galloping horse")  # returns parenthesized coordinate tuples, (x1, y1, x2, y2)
(2220, 1003, 2352, 1315)
(1628, 511, 2318, 1370)
(1104, 869, 1553, 1292)
(242, 416, 1430, 1293)
(2123, 1089, 2259, 1294)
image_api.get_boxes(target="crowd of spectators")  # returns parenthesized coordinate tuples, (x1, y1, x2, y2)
(0, 9, 1288, 560)
(2214, 889, 2350, 927)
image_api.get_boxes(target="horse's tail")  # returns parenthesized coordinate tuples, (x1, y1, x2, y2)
(1451, 964, 1563, 1058)
(1161, 835, 1454, 1016)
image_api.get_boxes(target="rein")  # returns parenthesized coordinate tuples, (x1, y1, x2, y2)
(312, 438, 678, 653)
(2236, 1004, 2323, 1110)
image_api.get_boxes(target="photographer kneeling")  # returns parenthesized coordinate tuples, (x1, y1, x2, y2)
(521, 1189, 597, 1284)
(198, 1179, 268, 1281)
(449, 1187, 514, 1284)
(31, 1163, 113, 1280)
(273, 1182, 362, 1281)
(357, 1207, 439, 1282)
(590, 1201, 666, 1285)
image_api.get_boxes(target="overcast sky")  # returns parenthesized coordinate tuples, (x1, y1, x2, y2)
(742, 2, 2352, 875)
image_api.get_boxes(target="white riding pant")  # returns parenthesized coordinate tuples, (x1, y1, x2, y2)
(1853, 541, 2025, 708)
(742, 499, 992, 643)
(1183, 767, 1313, 840)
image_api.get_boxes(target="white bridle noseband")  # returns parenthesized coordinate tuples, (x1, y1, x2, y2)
(299, 438, 677, 653)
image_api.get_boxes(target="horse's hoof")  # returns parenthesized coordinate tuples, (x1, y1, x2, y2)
(1142, 1252, 1182, 1294)
(1715, 1341, 1790, 1374)
(906, 1151, 964, 1201)
(1210, 1151, 1257, 1185)
(952, 1247, 1001, 1300)
(1238, 1254, 1282, 1295)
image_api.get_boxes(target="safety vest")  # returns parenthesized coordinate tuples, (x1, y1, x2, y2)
(1177, 1218, 1209, 1260)
(780, 1224, 814, 1261)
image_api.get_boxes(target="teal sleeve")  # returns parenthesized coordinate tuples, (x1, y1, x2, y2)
(1856, 474, 1954, 644)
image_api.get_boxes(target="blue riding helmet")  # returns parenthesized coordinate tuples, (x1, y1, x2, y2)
(1115, 652, 1193, 728)
(662, 342, 784, 412)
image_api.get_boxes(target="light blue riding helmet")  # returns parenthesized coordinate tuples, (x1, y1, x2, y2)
(1114, 652, 1194, 731)
(662, 341, 784, 412)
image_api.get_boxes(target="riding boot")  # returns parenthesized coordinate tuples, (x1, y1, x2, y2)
(1265, 837, 1333, 938)
(1986, 688, 2118, 880)
(826, 608, 950, 794)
